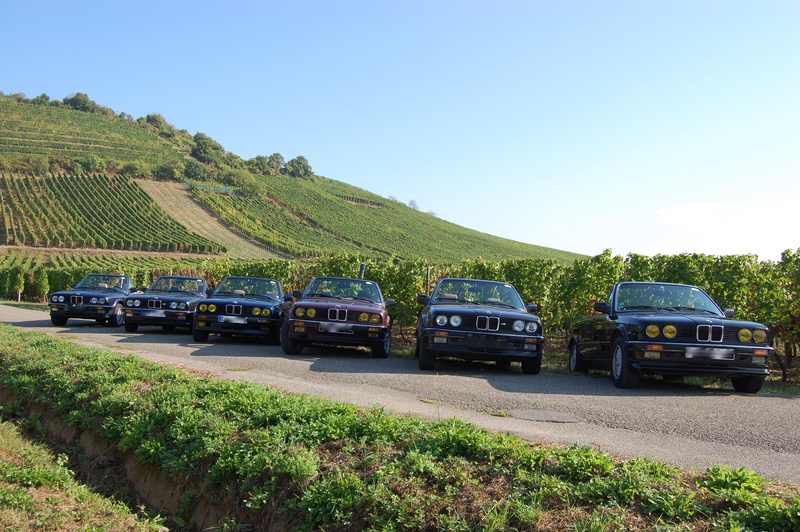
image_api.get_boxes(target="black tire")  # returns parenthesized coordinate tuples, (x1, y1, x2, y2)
(521, 355, 542, 375)
(192, 326, 210, 343)
(50, 315, 67, 326)
(124, 322, 139, 333)
(280, 320, 303, 355)
(611, 337, 639, 389)
(106, 304, 124, 327)
(371, 334, 391, 358)
(418, 334, 435, 370)
(568, 342, 588, 374)
(731, 376, 765, 394)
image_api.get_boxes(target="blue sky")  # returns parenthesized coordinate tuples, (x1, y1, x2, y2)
(2, 0, 798, 261)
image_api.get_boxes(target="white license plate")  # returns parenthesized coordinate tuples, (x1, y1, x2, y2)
(319, 322, 354, 334)
(685, 347, 735, 360)
(142, 310, 166, 317)
(219, 316, 247, 324)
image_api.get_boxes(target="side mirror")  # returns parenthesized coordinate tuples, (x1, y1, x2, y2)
(384, 298, 395, 306)
(723, 308, 735, 318)
(416, 294, 430, 305)
(526, 303, 539, 313)
(284, 294, 295, 303)
(594, 302, 611, 314)
(292, 290, 303, 300)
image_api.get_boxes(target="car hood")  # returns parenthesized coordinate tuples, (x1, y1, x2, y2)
(299, 298, 386, 312)
(52, 289, 128, 298)
(431, 303, 534, 320)
(133, 291, 204, 301)
(620, 311, 765, 328)
(205, 295, 281, 306)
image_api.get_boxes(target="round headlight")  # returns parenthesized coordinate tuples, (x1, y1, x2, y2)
(663, 325, 678, 339)
(179, 302, 187, 310)
(753, 329, 767, 343)
(208, 304, 217, 312)
(513, 320, 525, 332)
(370, 313, 380, 323)
(526, 322, 539, 333)
(296, 307, 306, 317)
(170, 302, 178, 309)
(435, 315, 448, 326)
(262, 308, 272, 317)
(134, 300, 141, 307)
(51, 295, 57, 302)
(199, 304, 207, 311)
(307, 308, 316, 318)
(98, 297, 107, 304)
(646, 324, 660, 338)
(738, 328, 753, 342)
(359, 312, 369, 322)
(252, 308, 262, 316)
(449, 315, 462, 327)
(59, 295, 65, 302)
(90, 297, 98, 304)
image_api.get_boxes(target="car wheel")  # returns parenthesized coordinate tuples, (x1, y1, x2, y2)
(731, 376, 765, 394)
(371, 334, 391, 358)
(192, 326, 209, 343)
(50, 316, 67, 326)
(418, 334, 435, 370)
(124, 322, 139, 333)
(611, 337, 639, 389)
(521, 355, 542, 375)
(280, 320, 303, 355)
(106, 304, 124, 327)
(568, 342, 588, 374)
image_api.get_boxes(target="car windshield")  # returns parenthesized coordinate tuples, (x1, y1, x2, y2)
(304, 278, 382, 303)
(431, 279, 525, 309)
(214, 277, 281, 299)
(148, 276, 205, 295)
(74, 274, 126, 291)
(615, 284, 722, 315)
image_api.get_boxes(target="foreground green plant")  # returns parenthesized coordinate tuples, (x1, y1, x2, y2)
(0, 323, 797, 531)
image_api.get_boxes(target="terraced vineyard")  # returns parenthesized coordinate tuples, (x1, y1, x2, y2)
(0, 173, 223, 254)
(192, 175, 580, 262)
(0, 97, 182, 165)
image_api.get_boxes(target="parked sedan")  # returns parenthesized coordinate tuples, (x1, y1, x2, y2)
(568, 281, 774, 393)
(48, 273, 134, 327)
(123, 276, 209, 333)
(415, 278, 544, 373)
(281, 276, 394, 357)
(192, 276, 284, 343)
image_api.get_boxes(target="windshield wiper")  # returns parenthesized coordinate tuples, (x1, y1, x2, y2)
(670, 306, 718, 314)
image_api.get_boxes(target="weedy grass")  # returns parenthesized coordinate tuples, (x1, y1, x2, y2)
(0, 322, 798, 531)
(0, 420, 166, 531)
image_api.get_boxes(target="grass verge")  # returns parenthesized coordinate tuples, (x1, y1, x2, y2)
(0, 323, 798, 531)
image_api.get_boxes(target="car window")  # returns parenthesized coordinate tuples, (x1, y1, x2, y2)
(432, 280, 524, 308)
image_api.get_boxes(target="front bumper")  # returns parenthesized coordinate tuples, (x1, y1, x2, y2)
(194, 313, 280, 336)
(286, 319, 390, 348)
(50, 304, 116, 320)
(421, 328, 543, 362)
(124, 309, 193, 327)
(627, 341, 772, 377)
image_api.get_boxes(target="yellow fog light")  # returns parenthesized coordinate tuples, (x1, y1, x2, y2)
(644, 351, 661, 359)
(738, 328, 753, 342)
(663, 325, 678, 339)
(753, 329, 767, 343)
(199, 304, 207, 311)
(262, 308, 271, 317)
(646, 324, 660, 338)
(296, 308, 306, 317)
(208, 304, 217, 312)
(252, 308, 262, 316)
(370, 313, 380, 323)
(751, 356, 766, 364)
(359, 312, 369, 322)
(306, 308, 316, 318)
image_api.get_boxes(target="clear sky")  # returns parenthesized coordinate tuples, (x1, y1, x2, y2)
(2, 0, 798, 261)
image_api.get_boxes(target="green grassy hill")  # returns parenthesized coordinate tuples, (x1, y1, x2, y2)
(0, 93, 585, 264)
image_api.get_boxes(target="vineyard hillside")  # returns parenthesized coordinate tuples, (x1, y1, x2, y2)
(0, 93, 586, 263)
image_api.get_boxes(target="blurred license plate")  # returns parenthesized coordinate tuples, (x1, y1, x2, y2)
(319, 323, 354, 334)
(219, 316, 247, 324)
(142, 310, 166, 317)
(685, 347, 735, 360)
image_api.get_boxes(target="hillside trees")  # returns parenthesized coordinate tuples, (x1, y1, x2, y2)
(191, 132, 225, 164)
(285, 155, 313, 178)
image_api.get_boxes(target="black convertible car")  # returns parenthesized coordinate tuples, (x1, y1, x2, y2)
(568, 281, 774, 393)
(415, 278, 544, 373)
(123, 275, 209, 333)
(192, 276, 284, 343)
(48, 273, 134, 327)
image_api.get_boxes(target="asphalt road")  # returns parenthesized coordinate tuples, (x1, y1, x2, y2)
(2, 304, 798, 485)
